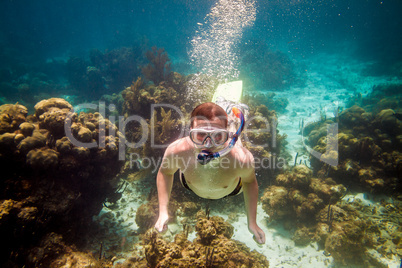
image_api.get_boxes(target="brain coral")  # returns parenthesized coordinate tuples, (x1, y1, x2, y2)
(0, 98, 124, 267)
(0, 103, 28, 134)
(26, 147, 59, 169)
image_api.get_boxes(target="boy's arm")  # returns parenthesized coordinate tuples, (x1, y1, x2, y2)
(154, 146, 179, 232)
(154, 169, 174, 232)
(241, 153, 266, 244)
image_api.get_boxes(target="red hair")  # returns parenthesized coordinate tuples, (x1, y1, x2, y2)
(190, 102, 228, 128)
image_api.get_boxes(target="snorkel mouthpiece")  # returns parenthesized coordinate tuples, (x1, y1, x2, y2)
(197, 150, 218, 165)
(197, 107, 245, 165)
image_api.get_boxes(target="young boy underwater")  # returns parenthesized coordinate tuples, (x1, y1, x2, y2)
(154, 102, 265, 244)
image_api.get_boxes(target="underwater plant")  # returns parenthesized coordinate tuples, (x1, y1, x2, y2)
(141, 46, 172, 86)
(94, 46, 143, 91)
(66, 46, 144, 99)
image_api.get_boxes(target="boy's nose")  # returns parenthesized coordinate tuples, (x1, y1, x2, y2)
(204, 137, 213, 148)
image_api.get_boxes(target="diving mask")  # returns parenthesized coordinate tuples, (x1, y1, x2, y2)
(196, 107, 245, 165)
(189, 127, 229, 147)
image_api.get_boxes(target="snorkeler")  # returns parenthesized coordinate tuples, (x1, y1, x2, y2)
(154, 102, 266, 244)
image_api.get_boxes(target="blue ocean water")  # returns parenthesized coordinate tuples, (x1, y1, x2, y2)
(0, 0, 210, 60)
(1, 0, 401, 63)
(0, 0, 400, 103)
(0, 0, 401, 267)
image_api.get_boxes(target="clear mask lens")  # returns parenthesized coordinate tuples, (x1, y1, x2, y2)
(190, 129, 229, 146)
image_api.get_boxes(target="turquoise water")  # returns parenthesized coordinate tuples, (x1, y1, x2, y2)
(0, 0, 401, 267)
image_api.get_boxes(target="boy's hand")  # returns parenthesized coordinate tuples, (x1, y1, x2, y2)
(154, 214, 169, 233)
(249, 224, 265, 244)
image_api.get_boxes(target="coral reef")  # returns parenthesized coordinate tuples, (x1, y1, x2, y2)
(0, 103, 28, 134)
(316, 204, 366, 264)
(244, 92, 289, 114)
(91, 46, 144, 91)
(347, 83, 402, 115)
(116, 215, 269, 268)
(261, 165, 346, 223)
(0, 98, 124, 266)
(27, 232, 113, 267)
(122, 76, 185, 119)
(261, 165, 402, 265)
(240, 95, 289, 185)
(305, 103, 401, 192)
(287, 86, 402, 264)
(242, 95, 288, 155)
(314, 196, 402, 265)
(141, 46, 172, 85)
(120, 78, 185, 179)
(34, 98, 73, 137)
(67, 46, 144, 98)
